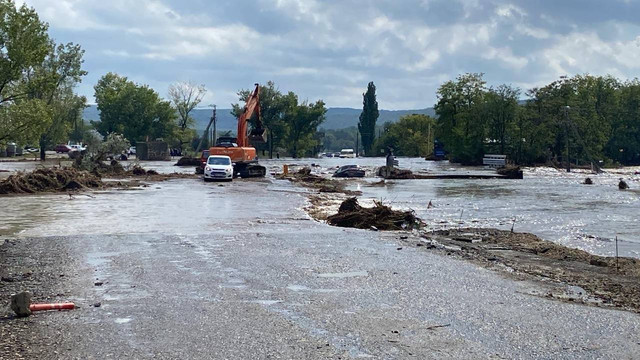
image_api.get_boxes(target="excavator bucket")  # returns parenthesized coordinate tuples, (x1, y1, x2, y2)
(249, 127, 267, 144)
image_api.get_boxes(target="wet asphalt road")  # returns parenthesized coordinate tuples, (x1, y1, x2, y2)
(8, 178, 640, 359)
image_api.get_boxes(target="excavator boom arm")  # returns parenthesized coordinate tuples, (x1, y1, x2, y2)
(237, 84, 265, 147)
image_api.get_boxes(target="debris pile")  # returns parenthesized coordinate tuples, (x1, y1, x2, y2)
(127, 165, 159, 176)
(281, 167, 360, 195)
(619, 179, 629, 190)
(0, 168, 102, 194)
(497, 166, 524, 179)
(327, 197, 421, 231)
(376, 167, 417, 179)
(73, 156, 125, 176)
(175, 156, 201, 167)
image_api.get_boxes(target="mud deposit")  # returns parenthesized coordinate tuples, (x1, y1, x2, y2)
(303, 188, 640, 314)
(0, 168, 102, 194)
(279, 167, 361, 195)
(414, 229, 640, 313)
(0, 166, 199, 196)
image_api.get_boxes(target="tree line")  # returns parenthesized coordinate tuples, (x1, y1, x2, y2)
(3, 1, 640, 164)
(0, 0, 87, 160)
(0, 1, 328, 159)
(435, 73, 640, 166)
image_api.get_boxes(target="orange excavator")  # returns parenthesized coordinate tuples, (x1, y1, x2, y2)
(209, 84, 267, 177)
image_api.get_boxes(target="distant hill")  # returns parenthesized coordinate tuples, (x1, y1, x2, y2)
(83, 105, 436, 132)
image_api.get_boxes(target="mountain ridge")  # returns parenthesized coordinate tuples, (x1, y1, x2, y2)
(82, 105, 436, 131)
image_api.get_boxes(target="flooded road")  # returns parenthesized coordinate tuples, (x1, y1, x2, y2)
(1, 174, 639, 359)
(260, 158, 640, 259)
(2, 157, 639, 258)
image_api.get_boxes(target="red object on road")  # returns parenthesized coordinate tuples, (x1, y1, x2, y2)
(29, 303, 75, 312)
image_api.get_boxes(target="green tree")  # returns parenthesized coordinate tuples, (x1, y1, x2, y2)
(232, 81, 288, 158)
(322, 127, 359, 153)
(0, 0, 52, 145)
(94, 73, 177, 144)
(435, 73, 487, 164)
(374, 114, 435, 156)
(608, 80, 640, 164)
(485, 84, 519, 155)
(30, 42, 88, 160)
(282, 92, 326, 157)
(358, 81, 379, 157)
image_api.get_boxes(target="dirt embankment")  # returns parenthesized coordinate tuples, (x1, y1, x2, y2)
(0, 168, 102, 195)
(413, 228, 640, 313)
(279, 168, 361, 195)
(0, 165, 199, 196)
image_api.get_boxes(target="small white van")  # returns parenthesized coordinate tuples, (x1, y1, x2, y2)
(339, 149, 356, 158)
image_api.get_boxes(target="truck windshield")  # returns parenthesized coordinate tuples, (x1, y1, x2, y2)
(208, 157, 231, 165)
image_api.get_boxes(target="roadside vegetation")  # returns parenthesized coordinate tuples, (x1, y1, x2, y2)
(435, 73, 640, 166)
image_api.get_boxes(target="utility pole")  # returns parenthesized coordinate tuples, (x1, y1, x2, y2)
(564, 106, 571, 172)
(212, 105, 217, 147)
(355, 131, 359, 157)
(428, 122, 432, 156)
(196, 106, 216, 153)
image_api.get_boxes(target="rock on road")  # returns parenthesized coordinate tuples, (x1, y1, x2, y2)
(3, 178, 640, 359)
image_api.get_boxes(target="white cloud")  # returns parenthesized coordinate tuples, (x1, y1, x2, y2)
(17, 0, 640, 109)
(542, 31, 640, 78)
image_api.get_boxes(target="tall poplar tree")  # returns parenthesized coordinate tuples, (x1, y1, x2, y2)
(358, 81, 379, 156)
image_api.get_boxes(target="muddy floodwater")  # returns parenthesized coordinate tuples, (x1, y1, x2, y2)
(1, 157, 639, 259)
(261, 158, 640, 258)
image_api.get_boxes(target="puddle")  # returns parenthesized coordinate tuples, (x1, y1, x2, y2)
(114, 318, 132, 324)
(252, 300, 282, 306)
(287, 284, 310, 292)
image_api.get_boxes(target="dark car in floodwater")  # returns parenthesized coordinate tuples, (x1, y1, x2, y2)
(333, 165, 365, 178)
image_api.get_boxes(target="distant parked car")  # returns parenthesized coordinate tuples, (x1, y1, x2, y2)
(339, 149, 356, 158)
(68, 144, 86, 152)
(55, 144, 71, 153)
(333, 165, 365, 178)
(128, 146, 136, 155)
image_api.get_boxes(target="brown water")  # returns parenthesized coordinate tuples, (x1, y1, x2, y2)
(1, 157, 639, 259)
(262, 158, 640, 259)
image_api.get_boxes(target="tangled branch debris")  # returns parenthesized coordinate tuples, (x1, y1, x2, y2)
(175, 157, 201, 166)
(327, 197, 421, 231)
(0, 168, 102, 194)
(497, 166, 524, 179)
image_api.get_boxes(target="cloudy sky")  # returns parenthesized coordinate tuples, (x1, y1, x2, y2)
(16, 0, 640, 110)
